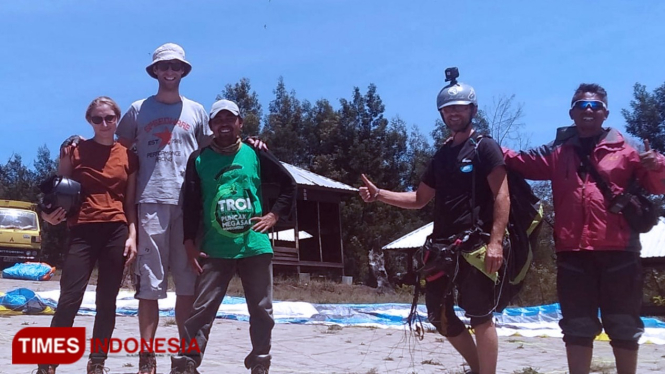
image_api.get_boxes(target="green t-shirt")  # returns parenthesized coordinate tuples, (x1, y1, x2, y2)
(195, 144, 273, 259)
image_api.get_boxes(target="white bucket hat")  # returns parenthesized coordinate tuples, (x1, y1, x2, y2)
(146, 43, 192, 79)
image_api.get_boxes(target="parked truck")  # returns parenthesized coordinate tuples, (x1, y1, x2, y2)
(0, 200, 42, 266)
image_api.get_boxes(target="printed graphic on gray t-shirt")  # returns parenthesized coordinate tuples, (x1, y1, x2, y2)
(116, 96, 211, 205)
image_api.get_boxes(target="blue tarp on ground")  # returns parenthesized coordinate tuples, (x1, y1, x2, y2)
(10, 288, 665, 343)
(2, 262, 55, 281)
(0, 288, 56, 314)
(31, 289, 665, 328)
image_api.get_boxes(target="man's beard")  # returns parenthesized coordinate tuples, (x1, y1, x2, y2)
(445, 118, 473, 134)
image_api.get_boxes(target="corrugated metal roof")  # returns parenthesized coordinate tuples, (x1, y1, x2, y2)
(383, 219, 665, 259)
(382, 222, 433, 250)
(281, 162, 357, 193)
(268, 229, 313, 242)
(640, 218, 665, 259)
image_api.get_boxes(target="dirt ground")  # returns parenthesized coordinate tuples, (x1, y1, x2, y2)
(1, 278, 664, 374)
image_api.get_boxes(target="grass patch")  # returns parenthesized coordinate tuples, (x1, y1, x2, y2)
(589, 360, 616, 374)
(325, 325, 343, 334)
(513, 368, 542, 374)
(62, 268, 418, 304)
(162, 318, 177, 327)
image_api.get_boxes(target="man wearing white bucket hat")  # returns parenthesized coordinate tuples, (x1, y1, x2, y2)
(115, 42, 212, 374)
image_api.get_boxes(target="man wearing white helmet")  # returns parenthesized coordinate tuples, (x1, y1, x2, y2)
(359, 68, 510, 374)
(115, 42, 212, 374)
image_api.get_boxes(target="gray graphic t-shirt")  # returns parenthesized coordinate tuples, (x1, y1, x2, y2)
(116, 96, 211, 205)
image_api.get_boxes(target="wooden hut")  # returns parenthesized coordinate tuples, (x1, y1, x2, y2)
(263, 162, 356, 276)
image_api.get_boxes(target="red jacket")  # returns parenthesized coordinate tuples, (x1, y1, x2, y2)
(504, 126, 665, 252)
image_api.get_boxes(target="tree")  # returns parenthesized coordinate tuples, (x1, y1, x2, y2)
(218, 78, 263, 137)
(33, 145, 57, 183)
(0, 148, 67, 267)
(260, 77, 310, 166)
(33, 145, 67, 266)
(485, 95, 529, 149)
(622, 82, 665, 153)
(0, 154, 36, 201)
(331, 85, 428, 283)
(304, 99, 342, 180)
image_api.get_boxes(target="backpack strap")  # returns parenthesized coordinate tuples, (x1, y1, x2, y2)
(467, 132, 484, 228)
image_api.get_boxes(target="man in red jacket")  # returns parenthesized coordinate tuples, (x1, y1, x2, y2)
(504, 83, 665, 374)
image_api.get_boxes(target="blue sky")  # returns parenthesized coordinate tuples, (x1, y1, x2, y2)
(1, 1, 664, 165)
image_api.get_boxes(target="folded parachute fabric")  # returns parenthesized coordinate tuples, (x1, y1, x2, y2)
(2, 262, 56, 281)
(0, 287, 56, 315)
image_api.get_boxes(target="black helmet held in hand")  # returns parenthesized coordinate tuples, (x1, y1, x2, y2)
(39, 175, 82, 217)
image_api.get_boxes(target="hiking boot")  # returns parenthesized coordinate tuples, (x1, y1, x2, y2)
(247, 354, 270, 374)
(169, 355, 199, 374)
(87, 359, 110, 374)
(137, 352, 157, 374)
(32, 366, 56, 374)
(250, 363, 269, 374)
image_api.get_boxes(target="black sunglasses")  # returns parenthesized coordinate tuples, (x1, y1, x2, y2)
(571, 100, 607, 111)
(156, 61, 184, 72)
(90, 115, 117, 125)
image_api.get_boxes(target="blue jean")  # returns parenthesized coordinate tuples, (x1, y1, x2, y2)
(179, 253, 274, 368)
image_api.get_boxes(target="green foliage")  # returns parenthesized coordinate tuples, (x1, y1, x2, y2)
(0, 154, 37, 201)
(622, 82, 665, 153)
(260, 77, 310, 166)
(254, 78, 433, 284)
(644, 268, 665, 309)
(0, 146, 68, 267)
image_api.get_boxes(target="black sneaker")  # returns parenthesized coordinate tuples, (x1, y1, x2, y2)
(32, 367, 56, 374)
(251, 363, 269, 374)
(137, 352, 157, 374)
(169, 355, 199, 374)
(87, 359, 110, 374)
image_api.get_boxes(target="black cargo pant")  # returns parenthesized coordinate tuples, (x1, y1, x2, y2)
(179, 253, 274, 369)
(40, 222, 127, 370)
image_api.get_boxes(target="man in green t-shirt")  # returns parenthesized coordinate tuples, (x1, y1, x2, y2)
(171, 99, 296, 374)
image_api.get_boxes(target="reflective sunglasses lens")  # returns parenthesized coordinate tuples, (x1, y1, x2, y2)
(169, 62, 183, 71)
(573, 100, 605, 110)
(91, 116, 103, 124)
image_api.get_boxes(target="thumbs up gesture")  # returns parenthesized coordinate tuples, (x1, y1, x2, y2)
(359, 174, 381, 203)
(640, 139, 660, 171)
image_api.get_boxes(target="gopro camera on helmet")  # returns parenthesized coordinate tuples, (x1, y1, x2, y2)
(38, 175, 82, 217)
(437, 67, 478, 110)
(445, 67, 459, 84)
